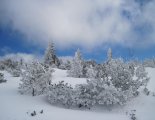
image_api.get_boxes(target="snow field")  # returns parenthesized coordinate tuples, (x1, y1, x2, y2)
(0, 68, 155, 120)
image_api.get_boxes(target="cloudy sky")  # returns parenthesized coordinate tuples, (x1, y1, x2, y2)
(0, 0, 155, 62)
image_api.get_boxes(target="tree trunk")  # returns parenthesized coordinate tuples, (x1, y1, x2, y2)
(32, 88, 35, 96)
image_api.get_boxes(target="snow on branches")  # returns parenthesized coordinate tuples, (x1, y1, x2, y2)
(19, 62, 53, 96)
(68, 49, 84, 78)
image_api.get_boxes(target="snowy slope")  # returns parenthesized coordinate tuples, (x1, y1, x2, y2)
(52, 68, 87, 87)
(0, 68, 155, 120)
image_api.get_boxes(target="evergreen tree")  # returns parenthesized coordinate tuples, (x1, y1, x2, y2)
(44, 42, 60, 67)
(107, 48, 112, 61)
(68, 49, 83, 78)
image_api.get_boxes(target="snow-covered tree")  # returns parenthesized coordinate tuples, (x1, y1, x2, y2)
(19, 62, 53, 96)
(86, 65, 97, 78)
(0, 59, 19, 71)
(68, 49, 84, 78)
(59, 59, 72, 70)
(48, 81, 75, 108)
(107, 48, 112, 61)
(83, 60, 97, 77)
(0, 58, 22, 77)
(44, 42, 60, 67)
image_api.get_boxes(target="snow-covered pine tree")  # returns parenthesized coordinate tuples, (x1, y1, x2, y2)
(19, 62, 53, 96)
(68, 49, 83, 78)
(44, 41, 60, 67)
(107, 48, 112, 61)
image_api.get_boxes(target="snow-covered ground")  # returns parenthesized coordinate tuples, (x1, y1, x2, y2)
(0, 68, 155, 120)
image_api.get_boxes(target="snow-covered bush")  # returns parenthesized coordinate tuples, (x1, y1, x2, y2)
(74, 83, 96, 108)
(0, 73, 7, 83)
(75, 78, 133, 108)
(68, 49, 84, 78)
(0, 59, 19, 71)
(103, 59, 143, 93)
(0, 61, 5, 70)
(11, 69, 21, 77)
(6, 66, 21, 77)
(19, 62, 53, 96)
(0, 58, 22, 77)
(48, 81, 76, 108)
(143, 58, 155, 68)
(86, 65, 97, 78)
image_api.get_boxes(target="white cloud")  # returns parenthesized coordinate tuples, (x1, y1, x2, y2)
(1, 0, 155, 49)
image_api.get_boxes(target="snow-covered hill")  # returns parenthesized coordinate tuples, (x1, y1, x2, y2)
(0, 68, 155, 120)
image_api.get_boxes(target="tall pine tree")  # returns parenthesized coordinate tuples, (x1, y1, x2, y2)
(107, 48, 112, 61)
(68, 49, 83, 78)
(44, 41, 60, 67)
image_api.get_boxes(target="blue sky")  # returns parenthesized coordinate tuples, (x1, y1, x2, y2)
(0, 0, 155, 62)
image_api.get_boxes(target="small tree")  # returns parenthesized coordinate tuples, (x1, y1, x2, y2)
(107, 48, 112, 61)
(19, 62, 53, 96)
(68, 49, 84, 78)
(44, 42, 60, 67)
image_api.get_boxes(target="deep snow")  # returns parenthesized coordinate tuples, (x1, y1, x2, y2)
(0, 68, 155, 120)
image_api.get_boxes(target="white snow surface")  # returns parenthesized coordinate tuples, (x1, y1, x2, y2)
(0, 68, 155, 120)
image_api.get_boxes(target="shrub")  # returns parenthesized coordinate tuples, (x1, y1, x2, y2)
(48, 81, 76, 108)
(0, 73, 7, 83)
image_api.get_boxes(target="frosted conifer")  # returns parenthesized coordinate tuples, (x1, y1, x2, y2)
(107, 48, 112, 61)
(44, 41, 60, 67)
(68, 49, 83, 78)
